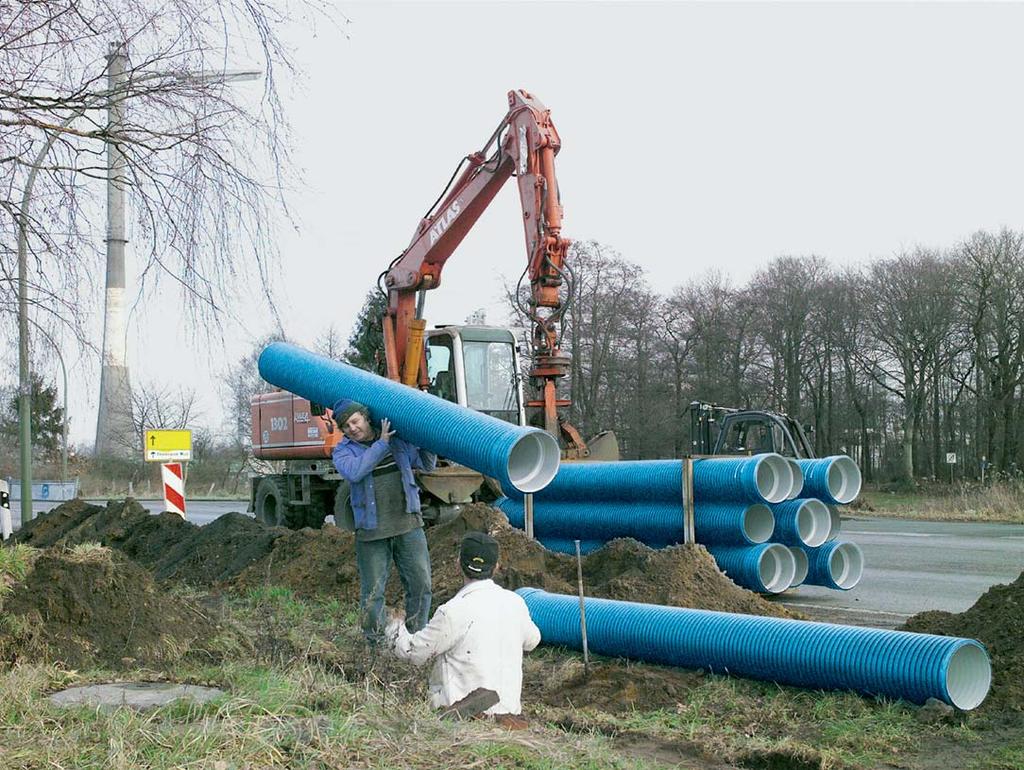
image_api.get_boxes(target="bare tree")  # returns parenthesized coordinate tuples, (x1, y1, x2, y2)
(957, 228, 1024, 473)
(861, 249, 959, 482)
(219, 332, 288, 448)
(123, 380, 200, 453)
(1, 0, 339, 345)
(314, 323, 346, 361)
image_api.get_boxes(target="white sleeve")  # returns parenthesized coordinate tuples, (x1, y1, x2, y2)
(391, 607, 457, 667)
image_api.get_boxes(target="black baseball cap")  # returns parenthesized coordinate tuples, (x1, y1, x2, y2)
(460, 532, 499, 579)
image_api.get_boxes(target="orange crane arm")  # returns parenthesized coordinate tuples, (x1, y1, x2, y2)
(383, 89, 579, 447)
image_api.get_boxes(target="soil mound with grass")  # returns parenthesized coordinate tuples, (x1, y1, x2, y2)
(901, 569, 1024, 714)
(0, 547, 235, 670)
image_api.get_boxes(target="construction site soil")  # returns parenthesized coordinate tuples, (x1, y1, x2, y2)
(901, 568, 1024, 717)
(0, 547, 237, 670)
(7, 498, 1021, 725)
(5, 500, 790, 673)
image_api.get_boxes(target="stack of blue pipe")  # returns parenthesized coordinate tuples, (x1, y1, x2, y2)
(767, 456, 864, 590)
(497, 453, 865, 594)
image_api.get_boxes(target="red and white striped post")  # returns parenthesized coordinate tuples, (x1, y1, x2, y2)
(161, 462, 186, 518)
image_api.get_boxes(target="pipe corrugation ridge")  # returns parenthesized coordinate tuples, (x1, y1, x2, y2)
(825, 505, 842, 542)
(800, 540, 864, 590)
(786, 458, 804, 499)
(258, 342, 559, 492)
(503, 455, 788, 505)
(494, 497, 683, 543)
(694, 502, 774, 546)
(516, 588, 992, 710)
(705, 543, 794, 594)
(797, 456, 862, 505)
(788, 546, 809, 588)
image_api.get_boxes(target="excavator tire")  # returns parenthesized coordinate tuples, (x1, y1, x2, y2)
(305, 490, 334, 529)
(254, 476, 302, 529)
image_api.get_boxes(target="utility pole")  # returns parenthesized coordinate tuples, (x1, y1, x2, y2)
(95, 41, 135, 457)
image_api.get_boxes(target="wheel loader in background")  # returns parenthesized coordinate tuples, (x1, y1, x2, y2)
(684, 401, 816, 458)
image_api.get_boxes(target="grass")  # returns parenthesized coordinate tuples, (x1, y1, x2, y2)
(0, 586, 1019, 769)
(858, 481, 1024, 523)
(575, 677, 926, 769)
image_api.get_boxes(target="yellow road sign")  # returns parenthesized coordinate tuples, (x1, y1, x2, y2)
(144, 429, 193, 462)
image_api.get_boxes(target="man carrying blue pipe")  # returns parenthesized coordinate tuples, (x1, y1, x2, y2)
(331, 398, 437, 644)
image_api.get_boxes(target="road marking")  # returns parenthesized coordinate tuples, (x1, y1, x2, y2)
(780, 602, 911, 619)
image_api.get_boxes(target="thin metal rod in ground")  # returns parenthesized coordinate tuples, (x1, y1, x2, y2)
(575, 538, 590, 674)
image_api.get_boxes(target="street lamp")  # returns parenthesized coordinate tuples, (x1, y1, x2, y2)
(28, 321, 69, 484)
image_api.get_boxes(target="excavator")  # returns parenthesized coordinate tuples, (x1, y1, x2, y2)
(249, 90, 616, 528)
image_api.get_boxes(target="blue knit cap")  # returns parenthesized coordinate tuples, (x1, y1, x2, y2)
(332, 398, 369, 426)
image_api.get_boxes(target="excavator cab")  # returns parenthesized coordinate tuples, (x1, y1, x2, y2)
(425, 325, 526, 427)
(686, 401, 815, 459)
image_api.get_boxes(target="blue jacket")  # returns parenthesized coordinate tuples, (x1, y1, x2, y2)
(332, 435, 437, 530)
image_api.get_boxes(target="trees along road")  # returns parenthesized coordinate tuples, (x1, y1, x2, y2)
(18, 501, 1024, 629)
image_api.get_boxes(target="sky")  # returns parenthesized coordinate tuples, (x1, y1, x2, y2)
(46, 1, 1024, 447)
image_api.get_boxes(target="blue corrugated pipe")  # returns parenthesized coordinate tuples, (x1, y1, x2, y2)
(258, 342, 559, 492)
(516, 588, 992, 710)
(496, 497, 775, 548)
(797, 456, 862, 504)
(706, 543, 796, 593)
(694, 502, 775, 546)
(494, 497, 683, 543)
(503, 454, 795, 504)
(800, 540, 864, 590)
(770, 499, 832, 547)
(694, 454, 795, 504)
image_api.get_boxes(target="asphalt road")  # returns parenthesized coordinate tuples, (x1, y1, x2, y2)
(10, 501, 1024, 628)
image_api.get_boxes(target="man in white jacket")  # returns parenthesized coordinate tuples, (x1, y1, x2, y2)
(388, 532, 541, 720)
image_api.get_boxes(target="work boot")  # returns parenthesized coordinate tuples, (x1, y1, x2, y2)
(439, 688, 500, 721)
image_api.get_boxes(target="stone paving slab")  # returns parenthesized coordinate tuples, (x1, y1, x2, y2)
(49, 682, 225, 710)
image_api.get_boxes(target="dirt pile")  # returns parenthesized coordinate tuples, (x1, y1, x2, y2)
(524, 654, 707, 712)
(426, 504, 794, 617)
(0, 546, 237, 670)
(232, 525, 359, 598)
(111, 511, 199, 568)
(19, 499, 792, 619)
(15, 498, 150, 548)
(901, 569, 1024, 714)
(232, 503, 791, 619)
(151, 512, 287, 586)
